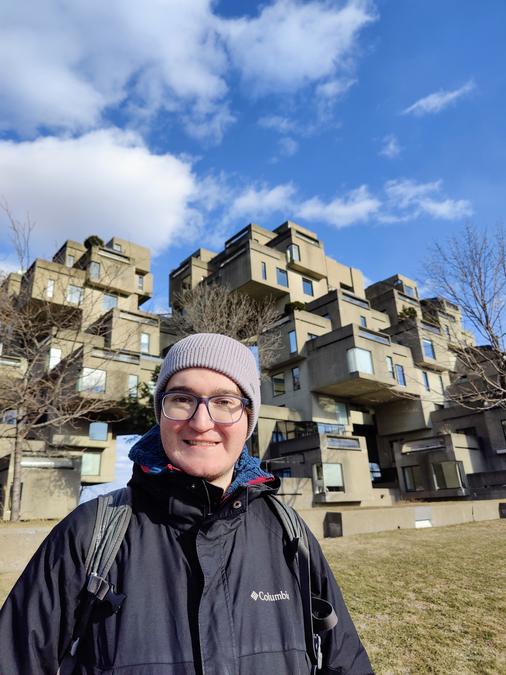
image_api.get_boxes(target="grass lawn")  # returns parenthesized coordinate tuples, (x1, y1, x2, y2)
(1, 519, 504, 673)
(324, 520, 506, 675)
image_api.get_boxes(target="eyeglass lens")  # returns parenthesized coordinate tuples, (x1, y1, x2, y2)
(162, 393, 245, 423)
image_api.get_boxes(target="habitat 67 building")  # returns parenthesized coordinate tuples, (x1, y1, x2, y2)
(169, 220, 506, 530)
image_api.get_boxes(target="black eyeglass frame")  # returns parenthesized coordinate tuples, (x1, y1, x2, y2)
(161, 391, 250, 425)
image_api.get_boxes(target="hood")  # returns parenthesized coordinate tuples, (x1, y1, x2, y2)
(128, 425, 275, 496)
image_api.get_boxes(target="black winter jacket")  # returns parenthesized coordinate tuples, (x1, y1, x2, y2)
(0, 465, 373, 675)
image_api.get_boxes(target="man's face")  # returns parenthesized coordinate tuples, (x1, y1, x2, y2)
(159, 367, 249, 490)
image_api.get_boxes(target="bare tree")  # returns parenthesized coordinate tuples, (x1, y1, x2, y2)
(0, 209, 148, 520)
(425, 223, 506, 410)
(170, 283, 283, 376)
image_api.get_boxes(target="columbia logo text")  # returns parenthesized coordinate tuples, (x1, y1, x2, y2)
(250, 590, 290, 602)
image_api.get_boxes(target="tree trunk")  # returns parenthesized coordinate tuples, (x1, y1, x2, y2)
(9, 420, 23, 521)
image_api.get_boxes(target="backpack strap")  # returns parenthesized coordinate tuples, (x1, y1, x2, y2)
(265, 494, 337, 673)
(56, 487, 133, 675)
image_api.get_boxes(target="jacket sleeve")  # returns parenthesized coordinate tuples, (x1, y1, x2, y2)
(0, 500, 96, 675)
(305, 526, 374, 675)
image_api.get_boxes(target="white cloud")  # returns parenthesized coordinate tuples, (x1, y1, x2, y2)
(384, 178, 473, 220)
(228, 183, 296, 221)
(221, 0, 376, 95)
(379, 134, 401, 159)
(315, 77, 356, 100)
(0, 129, 199, 255)
(258, 115, 301, 135)
(278, 137, 299, 157)
(0, 0, 376, 141)
(402, 80, 475, 117)
(297, 185, 380, 227)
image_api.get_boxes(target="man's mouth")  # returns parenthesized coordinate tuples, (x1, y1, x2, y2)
(183, 440, 220, 447)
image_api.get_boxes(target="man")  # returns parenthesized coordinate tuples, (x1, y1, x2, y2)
(0, 333, 373, 674)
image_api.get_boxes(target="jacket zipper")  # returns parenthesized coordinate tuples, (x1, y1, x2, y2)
(201, 479, 212, 517)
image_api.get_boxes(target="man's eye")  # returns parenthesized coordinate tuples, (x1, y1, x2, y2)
(213, 397, 236, 407)
(170, 394, 193, 404)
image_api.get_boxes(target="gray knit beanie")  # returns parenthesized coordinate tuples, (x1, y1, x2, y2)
(154, 333, 260, 439)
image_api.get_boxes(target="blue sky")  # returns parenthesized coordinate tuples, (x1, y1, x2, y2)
(1, 0, 504, 310)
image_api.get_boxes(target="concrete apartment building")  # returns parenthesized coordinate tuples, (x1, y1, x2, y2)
(0, 236, 161, 520)
(169, 221, 506, 514)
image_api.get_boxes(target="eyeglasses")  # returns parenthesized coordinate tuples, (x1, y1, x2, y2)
(161, 391, 249, 425)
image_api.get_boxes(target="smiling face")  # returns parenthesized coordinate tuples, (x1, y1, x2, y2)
(159, 367, 249, 491)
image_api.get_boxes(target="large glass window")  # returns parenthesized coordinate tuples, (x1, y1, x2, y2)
(89, 422, 108, 441)
(403, 284, 417, 298)
(286, 244, 300, 262)
(288, 329, 297, 353)
(81, 452, 101, 476)
(113, 243, 122, 252)
(291, 367, 301, 390)
(276, 268, 289, 287)
(140, 332, 150, 354)
(335, 401, 348, 427)
(422, 338, 436, 359)
(66, 285, 82, 305)
(395, 364, 406, 386)
(46, 279, 55, 299)
(347, 348, 374, 374)
(302, 278, 314, 296)
(403, 465, 424, 491)
(432, 461, 466, 490)
(386, 356, 394, 379)
(128, 374, 139, 398)
(314, 463, 345, 493)
(48, 347, 62, 370)
(78, 368, 106, 393)
(89, 262, 100, 279)
(103, 294, 118, 311)
(272, 372, 285, 396)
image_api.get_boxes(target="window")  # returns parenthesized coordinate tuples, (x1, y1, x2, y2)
(66, 285, 82, 305)
(432, 461, 466, 490)
(140, 332, 150, 354)
(272, 372, 285, 396)
(276, 268, 289, 287)
(395, 364, 406, 386)
(136, 274, 144, 290)
(78, 368, 106, 393)
(436, 374, 445, 395)
(103, 294, 118, 311)
(359, 315, 367, 327)
(347, 348, 374, 374)
(403, 284, 416, 298)
(113, 243, 122, 252)
(89, 422, 108, 441)
(386, 356, 394, 379)
(286, 243, 300, 263)
(128, 374, 139, 398)
(422, 338, 436, 359)
(261, 261, 267, 280)
(291, 367, 301, 390)
(46, 279, 55, 299)
(2, 409, 16, 425)
(48, 347, 62, 370)
(81, 452, 101, 476)
(335, 401, 348, 427)
(288, 330, 297, 353)
(341, 292, 369, 309)
(314, 463, 344, 493)
(302, 278, 314, 296)
(66, 254, 75, 267)
(422, 371, 430, 391)
(403, 465, 424, 492)
(89, 262, 100, 279)
(445, 325, 451, 338)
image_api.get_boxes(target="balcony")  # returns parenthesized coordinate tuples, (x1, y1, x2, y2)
(307, 325, 419, 404)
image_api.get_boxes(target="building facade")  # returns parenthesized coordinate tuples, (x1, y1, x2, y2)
(169, 220, 506, 508)
(0, 236, 161, 520)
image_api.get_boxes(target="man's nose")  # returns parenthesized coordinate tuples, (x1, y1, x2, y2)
(188, 401, 215, 430)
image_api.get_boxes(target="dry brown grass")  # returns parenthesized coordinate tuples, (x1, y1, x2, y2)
(323, 520, 506, 675)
